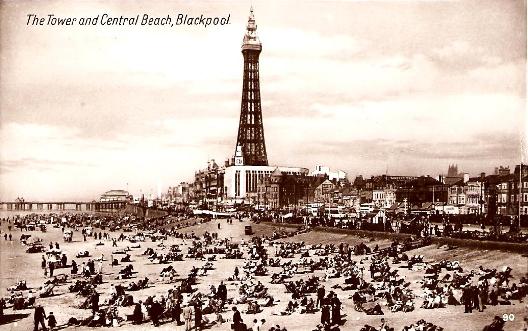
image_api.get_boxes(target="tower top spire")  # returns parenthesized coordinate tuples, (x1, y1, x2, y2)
(242, 7, 261, 51)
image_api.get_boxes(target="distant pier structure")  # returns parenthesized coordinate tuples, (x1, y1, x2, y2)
(0, 201, 126, 212)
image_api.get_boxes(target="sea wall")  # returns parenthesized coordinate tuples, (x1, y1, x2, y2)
(262, 221, 528, 253)
(124, 204, 168, 219)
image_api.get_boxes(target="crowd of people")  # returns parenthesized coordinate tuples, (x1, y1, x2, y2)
(0, 211, 527, 331)
(256, 211, 528, 244)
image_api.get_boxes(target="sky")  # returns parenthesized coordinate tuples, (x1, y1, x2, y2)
(0, 0, 526, 201)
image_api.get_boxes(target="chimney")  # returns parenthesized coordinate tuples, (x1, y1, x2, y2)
(463, 173, 469, 183)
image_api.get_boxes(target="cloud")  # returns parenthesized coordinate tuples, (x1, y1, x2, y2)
(262, 28, 366, 59)
(431, 40, 490, 70)
(0, 0, 525, 200)
(293, 132, 520, 162)
(278, 133, 521, 179)
(0, 158, 95, 173)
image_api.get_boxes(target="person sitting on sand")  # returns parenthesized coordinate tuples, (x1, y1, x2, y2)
(365, 303, 383, 315)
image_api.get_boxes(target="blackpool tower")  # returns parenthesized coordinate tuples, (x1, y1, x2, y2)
(235, 8, 268, 166)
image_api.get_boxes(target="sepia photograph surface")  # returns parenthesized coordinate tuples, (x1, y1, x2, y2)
(0, 1, 527, 330)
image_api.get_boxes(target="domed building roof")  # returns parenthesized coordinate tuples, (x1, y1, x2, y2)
(100, 190, 131, 202)
(102, 190, 129, 196)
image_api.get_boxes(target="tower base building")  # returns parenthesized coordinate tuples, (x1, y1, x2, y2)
(224, 165, 309, 200)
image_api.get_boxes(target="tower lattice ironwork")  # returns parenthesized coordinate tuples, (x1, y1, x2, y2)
(235, 8, 268, 166)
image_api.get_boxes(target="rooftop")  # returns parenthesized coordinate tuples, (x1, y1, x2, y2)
(101, 190, 130, 196)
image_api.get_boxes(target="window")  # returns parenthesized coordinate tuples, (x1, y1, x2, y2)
(235, 171, 241, 197)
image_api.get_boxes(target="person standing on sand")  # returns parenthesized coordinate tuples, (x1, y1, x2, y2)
(173, 297, 182, 325)
(232, 306, 244, 331)
(91, 291, 99, 315)
(48, 261, 54, 277)
(0, 298, 5, 317)
(46, 312, 57, 330)
(33, 304, 47, 331)
(478, 283, 488, 312)
(194, 301, 203, 331)
(462, 286, 472, 313)
(149, 299, 162, 327)
(472, 285, 480, 311)
(317, 285, 325, 308)
(88, 259, 95, 274)
(321, 303, 330, 326)
(71, 260, 78, 274)
(132, 301, 143, 324)
(379, 318, 389, 331)
(217, 281, 227, 302)
(182, 304, 193, 331)
(41, 255, 46, 270)
(331, 293, 341, 325)
(252, 318, 265, 331)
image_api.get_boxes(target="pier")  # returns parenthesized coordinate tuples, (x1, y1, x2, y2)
(0, 201, 127, 212)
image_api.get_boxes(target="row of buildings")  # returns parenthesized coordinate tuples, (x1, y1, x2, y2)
(165, 159, 344, 208)
(163, 163, 528, 218)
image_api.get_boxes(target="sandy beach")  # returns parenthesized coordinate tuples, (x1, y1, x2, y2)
(0, 215, 527, 331)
